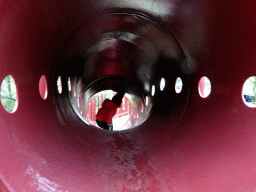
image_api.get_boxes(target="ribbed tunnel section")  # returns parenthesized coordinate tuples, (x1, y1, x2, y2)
(1, 0, 256, 191)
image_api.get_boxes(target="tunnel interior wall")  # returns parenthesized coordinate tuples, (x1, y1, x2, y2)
(0, 0, 256, 191)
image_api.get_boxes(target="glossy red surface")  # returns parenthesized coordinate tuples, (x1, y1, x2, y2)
(1, 0, 256, 191)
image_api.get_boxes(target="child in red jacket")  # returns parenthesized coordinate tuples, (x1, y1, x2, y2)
(96, 90, 125, 130)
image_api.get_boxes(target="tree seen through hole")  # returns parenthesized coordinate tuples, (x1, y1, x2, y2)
(1, 75, 18, 113)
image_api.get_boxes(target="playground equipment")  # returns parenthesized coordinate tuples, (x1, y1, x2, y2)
(1, 0, 256, 191)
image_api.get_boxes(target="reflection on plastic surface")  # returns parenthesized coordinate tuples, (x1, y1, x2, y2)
(25, 165, 63, 192)
(0, 178, 9, 192)
(99, 0, 175, 18)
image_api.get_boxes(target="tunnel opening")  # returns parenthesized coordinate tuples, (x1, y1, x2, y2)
(54, 12, 187, 134)
(70, 76, 152, 131)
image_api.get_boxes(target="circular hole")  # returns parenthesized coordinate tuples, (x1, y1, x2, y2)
(68, 77, 71, 91)
(160, 78, 166, 91)
(74, 86, 76, 97)
(242, 76, 256, 108)
(198, 76, 211, 98)
(1, 75, 18, 113)
(39, 75, 48, 100)
(175, 77, 183, 94)
(77, 98, 80, 107)
(57, 76, 62, 94)
(71, 76, 151, 132)
(151, 85, 155, 96)
(145, 96, 149, 106)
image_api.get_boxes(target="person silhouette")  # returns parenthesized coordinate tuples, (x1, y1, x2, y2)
(96, 90, 125, 130)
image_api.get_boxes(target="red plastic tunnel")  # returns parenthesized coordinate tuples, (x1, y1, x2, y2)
(1, 0, 256, 191)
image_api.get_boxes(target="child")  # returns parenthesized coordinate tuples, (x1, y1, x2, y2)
(96, 90, 125, 130)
